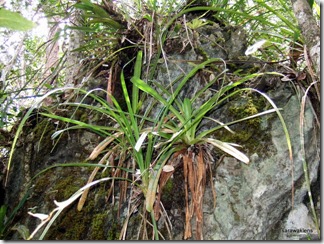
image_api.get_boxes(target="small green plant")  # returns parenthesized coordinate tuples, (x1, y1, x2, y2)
(23, 51, 162, 240)
(20, 50, 292, 240)
(130, 52, 292, 239)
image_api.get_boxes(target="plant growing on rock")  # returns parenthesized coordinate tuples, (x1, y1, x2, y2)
(5, 0, 318, 240)
(130, 52, 291, 239)
(22, 49, 289, 240)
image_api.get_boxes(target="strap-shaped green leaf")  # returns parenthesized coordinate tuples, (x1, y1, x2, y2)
(0, 8, 35, 31)
(182, 98, 192, 121)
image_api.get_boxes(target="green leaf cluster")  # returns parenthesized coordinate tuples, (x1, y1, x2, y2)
(74, 0, 123, 30)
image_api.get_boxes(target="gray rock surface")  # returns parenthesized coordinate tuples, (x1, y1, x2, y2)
(279, 203, 318, 240)
(200, 90, 320, 240)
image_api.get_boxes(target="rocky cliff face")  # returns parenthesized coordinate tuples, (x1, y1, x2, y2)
(202, 89, 320, 240)
(2, 21, 320, 240)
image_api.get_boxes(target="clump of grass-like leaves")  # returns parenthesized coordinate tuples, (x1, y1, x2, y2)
(17, 50, 292, 240)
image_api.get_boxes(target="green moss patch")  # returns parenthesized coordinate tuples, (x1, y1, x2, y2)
(214, 93, 273, 156)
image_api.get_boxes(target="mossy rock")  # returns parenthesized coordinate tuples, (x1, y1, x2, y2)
(211, 92, 273, 156)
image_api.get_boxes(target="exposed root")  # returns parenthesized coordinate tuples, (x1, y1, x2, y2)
(181, 145, 213, 240)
